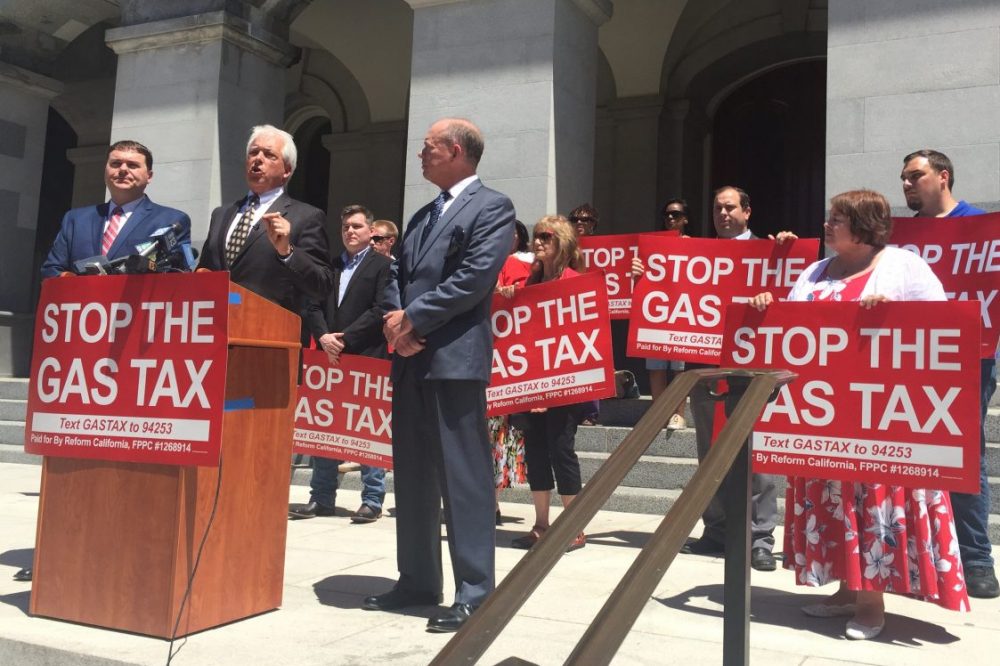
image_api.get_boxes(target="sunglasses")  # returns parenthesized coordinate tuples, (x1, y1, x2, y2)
(664, 210, 686, 219)
(534, 232, 554, 242)
(569, 216, 595, 224)
(371, 235, 394, 243)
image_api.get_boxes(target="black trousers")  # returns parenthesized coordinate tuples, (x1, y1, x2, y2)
(522, 405, 582, 495)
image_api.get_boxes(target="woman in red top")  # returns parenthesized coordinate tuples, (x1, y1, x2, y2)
(510, 215, 588, 552)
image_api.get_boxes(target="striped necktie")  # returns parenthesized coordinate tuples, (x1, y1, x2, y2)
(420, 190, 450, 250)
(225, 194, 259, 267)
(101, 206, 124, 255)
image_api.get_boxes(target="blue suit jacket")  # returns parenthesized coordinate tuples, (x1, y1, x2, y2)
(385, 178, 515, 382)
(41, 198, 191, 277)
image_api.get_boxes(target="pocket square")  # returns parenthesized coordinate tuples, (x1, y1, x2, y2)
(446, 227, 466, 257)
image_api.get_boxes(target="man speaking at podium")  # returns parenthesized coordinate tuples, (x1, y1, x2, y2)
(198, 125, 332, 311)
(20, 140, 191, 582)
(40, 140, 191, 277)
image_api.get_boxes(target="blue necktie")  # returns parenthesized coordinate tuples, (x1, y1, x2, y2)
(420, 191, 450, 250)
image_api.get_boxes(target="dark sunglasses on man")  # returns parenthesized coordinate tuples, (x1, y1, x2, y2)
(569, 215, 595, 226)
(663, 210, 686, 220)
(371, 235, 394, 243)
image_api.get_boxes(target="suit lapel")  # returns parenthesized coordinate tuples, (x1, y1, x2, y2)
(340, 250, 374, 306)
(90, 203, 110, 256)
(107, 197, 154, 257)
(411, 180, 481, 271)
(231, 192, 285, 267)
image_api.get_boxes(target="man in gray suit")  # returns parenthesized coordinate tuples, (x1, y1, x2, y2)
(362, 118, 514, 632)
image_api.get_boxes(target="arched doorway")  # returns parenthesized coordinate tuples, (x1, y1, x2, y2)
(710, 60, 826, 239)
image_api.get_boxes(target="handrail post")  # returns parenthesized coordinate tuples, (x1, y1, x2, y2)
(722, 376, 751, 666)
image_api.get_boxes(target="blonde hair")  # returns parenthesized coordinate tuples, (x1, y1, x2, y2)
(527, 215, 580, 284)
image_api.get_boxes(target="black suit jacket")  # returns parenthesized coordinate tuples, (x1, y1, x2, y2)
(304, 250, 391, 359)
(199, 192, 333, 312)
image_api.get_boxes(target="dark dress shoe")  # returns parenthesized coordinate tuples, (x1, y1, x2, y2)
(680, 537, 725, 556)
(13, 567, 32, 582)
(288, 501, 336, 519)
(350, 504, 382, 523)
(427, 603, 475, 633)
(362, 587, 442, 611)
(750, 547, 777, 572)
(966, 565, 1000, 598)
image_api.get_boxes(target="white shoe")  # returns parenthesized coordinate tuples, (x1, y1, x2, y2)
(801, 603, 857, 617)
(845, 619, 884, 640)
(667, 414, 686, 430)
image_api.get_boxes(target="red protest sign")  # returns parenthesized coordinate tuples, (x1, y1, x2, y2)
(890, 212, 1000, 357)
(293, 351, 393, 469)
(25, 272, 230, 466)
(487, 270, 616, 415)
(720, 301, 981, 492)
(628, 236, 820, 364)
(579, 231, 679, 318)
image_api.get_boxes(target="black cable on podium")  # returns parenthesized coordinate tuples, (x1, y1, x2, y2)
(165, 451, 225, 665)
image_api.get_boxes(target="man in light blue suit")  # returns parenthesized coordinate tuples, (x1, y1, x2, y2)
(41, 140, 190, 277)
(363, 118, 514, 632)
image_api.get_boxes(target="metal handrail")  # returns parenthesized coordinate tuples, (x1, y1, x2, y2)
(432, 368, 796, 666)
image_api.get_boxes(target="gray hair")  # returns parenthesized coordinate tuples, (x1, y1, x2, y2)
(247, 124, 298, 173)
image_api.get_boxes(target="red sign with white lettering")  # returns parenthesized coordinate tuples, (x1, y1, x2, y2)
(487, 271, 616, 415)
(628, 236, 820, 363)
(293, 351, 393, 469)
(25, 273, 230, 466)
(579, 231, 679, 318)
(891, 212, 1000, 357)
(720, 301, 981, 492)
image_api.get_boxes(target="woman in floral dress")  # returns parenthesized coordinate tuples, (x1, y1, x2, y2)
(492, 221, 532, 523)
(752, 189, 968, 640)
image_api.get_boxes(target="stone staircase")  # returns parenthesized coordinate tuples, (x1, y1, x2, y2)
(2, 376, 999, 542)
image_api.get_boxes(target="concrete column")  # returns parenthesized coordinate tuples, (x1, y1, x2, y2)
(657, 98, 689, 209)
(105, 10, 295, 242)
(403, 0, 610, 228)
(606, 94, 662, 233)
(827, 1, 1000, 212)
(0, 62, 62, 375)
(322, 121, 407, 248)
(66, 145, 109, 209)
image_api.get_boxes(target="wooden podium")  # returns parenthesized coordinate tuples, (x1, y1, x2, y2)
(29, 282, 301, 638)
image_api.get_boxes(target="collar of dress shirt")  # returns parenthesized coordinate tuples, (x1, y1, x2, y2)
(245, 186, 284, 211)
(341, 245, 370, 268)
(107, 195, 146, 218)
(442, 175, 479, 213)
(732, 229, 754, 240)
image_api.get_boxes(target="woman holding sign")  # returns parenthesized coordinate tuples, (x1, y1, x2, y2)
(510, 215, 588, 552)
(492, 220, 533, 524)
(752, 189, 968, 640)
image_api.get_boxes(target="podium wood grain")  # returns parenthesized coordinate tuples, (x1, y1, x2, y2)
(29, 281, 301, 638)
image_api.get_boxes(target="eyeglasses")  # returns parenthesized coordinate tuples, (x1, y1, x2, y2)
(534, 232, 554, 242)
(664, 210, 686, 219)
(371, 235, 394, 243)
(569, 216, 595, 225)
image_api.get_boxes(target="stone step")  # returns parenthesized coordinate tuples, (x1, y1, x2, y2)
(0, 377, 28, 400)
(0, 398, 25, 421)
(0, 421, 24, 447)
(0, 441, 39, 465)
(292, 467, 1000, 545)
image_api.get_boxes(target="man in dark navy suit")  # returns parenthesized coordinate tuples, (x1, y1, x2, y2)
(41, 140, 191, 277)
(22, 140, 190, 583)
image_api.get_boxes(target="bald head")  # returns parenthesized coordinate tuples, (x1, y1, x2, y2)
(419, 117, 484, 189)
